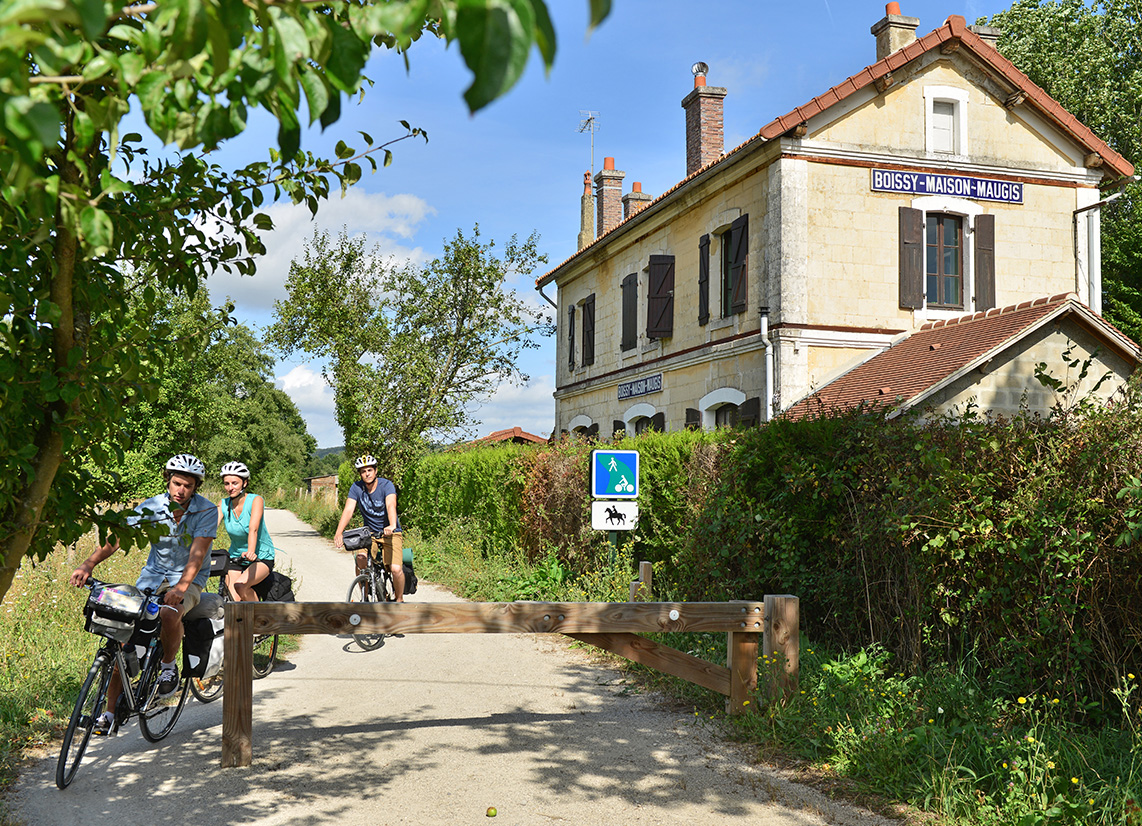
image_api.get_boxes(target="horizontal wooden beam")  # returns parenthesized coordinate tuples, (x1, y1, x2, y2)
(250, 601, 766, 637)
(567, 632, 731, 696)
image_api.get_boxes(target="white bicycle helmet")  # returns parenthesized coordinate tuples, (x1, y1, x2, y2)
(165, 453, 206, 482)
(220, 461, 250, 479)
(354, 454, 378, 470)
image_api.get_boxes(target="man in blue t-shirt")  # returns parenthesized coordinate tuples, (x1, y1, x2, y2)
(334, 454, 406, 601)
(70, 453, 217, 732)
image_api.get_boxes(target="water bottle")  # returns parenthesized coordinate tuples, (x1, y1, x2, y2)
(139, 597, 161, 634)
(124, 646, 140, 678)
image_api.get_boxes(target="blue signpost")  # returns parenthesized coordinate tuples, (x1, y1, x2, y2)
(591, 450, 639, 499)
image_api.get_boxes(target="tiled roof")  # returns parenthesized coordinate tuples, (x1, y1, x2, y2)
(473, 426, 547, 445)
(538, 15, 1133, 287)
(783, 294, 1140, 420)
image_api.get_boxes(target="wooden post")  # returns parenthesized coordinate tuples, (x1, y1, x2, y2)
(727, 600, 762, 714)
(762, 594, 799, 704)
(221, 601, 255, 768)
(629, 560, 653, 601)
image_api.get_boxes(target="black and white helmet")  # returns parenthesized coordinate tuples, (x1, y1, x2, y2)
(220, 461, 250, 479)
(164, 453, 206, 482)
(354, 454, 378, 470)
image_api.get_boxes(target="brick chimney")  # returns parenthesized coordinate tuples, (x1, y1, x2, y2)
(622, 182, 653, 219)
(871, 3, 919, 61)
(594, 157, 625, 236)
(681, 62, 726, 177)
(577, 171, 595, 250)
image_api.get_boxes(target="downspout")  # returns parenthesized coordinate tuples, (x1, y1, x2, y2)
(1073, 176, 1137, 314)
(760, 305, 773, 421)
(536, 282, 558, 309)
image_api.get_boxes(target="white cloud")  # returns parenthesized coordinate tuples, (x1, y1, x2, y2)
(207, 189, 437, 316)
(276, 364, 342, 448)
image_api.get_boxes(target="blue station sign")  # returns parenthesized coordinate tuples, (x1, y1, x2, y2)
(871, 168, 1023, 204)
(591, 450, 639, 499)
(617, 373, 662, 401)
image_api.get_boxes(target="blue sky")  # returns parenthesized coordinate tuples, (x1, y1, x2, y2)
(200, 0, 1012, 448)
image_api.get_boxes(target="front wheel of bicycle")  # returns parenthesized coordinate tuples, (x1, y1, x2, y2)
(138, 651, 190, 742)
(189, 668, 224, 703)
(252, 631, 279, 678)
(56, 652, 113, 789)
(346, 574, 385, 651)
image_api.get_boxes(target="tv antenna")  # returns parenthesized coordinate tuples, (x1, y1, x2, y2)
(577, 110, 600, 177)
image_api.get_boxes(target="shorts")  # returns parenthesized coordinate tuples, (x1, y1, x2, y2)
(157, 581, 202, 617)
(370, 532, 403, 568)
(225, 557, 275, 575)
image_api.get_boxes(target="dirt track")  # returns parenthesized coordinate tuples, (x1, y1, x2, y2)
(10, 510, 896, 825)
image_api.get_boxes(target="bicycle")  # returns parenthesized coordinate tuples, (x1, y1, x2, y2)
(189, 548, 279, 703)
(56, 580, 191, 789)
(346, 545, 396, 651)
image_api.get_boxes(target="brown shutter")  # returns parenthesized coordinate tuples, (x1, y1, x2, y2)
(582, 294, 596, 365)
(685, 408, 701, 430)
(612, 420, 626, 439)
(567, 304, 576, 370)
(698, 234, 710, 326)
(974, 214, 995, 311)
(729, 215, 749, 314)
(647, 255, 675, 338)
(586, 423, 599, 440)
(650, 412, 666, 431)
(899, 207, 924, 309)
(621, 273, 637, 351)
(739, 397, 761, 427)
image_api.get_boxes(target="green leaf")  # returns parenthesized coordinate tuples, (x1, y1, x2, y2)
(298, 64, 330, 126)
(531, 0, 556, 70)
(588, 0, 611, 29)
(457, 0, 534, 112)
(324, 18, 367, 94)
(334, 140, 354, 160)
(319, 89, 341, 131)
(79, 205, 114, 251)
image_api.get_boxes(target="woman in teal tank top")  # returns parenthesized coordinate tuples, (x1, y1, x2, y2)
(215, 461, 275, 601)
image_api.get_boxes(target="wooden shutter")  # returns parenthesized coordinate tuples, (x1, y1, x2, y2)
(586, 423, 599, 440)
(567, 304, 576, 370)
(739, 397, 762, 427)
(729, 214, 749, 315)
(974, 214, 995, 311)
(621, 273, 637, 351)
(698, 234, 710, 326)
(899, 207, 924, 309)
(685, 408, 701, 430)
(612, 420, 626, 439)
(647, 255, 675, 338)
(650, 412, 666, 432)
(582, 294, 596, 366)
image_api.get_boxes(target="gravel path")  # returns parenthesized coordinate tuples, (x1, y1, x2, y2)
(11, 510, 897, 825)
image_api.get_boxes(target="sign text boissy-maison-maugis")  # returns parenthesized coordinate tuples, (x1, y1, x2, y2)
(871, 168, 1023, 204)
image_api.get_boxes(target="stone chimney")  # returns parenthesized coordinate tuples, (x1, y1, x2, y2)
(594, 157, 625, 236)
(871, 2, 920, 61)
(681, 62, 727, 177)
(577, 172, 595, 250)
(968, 23, 1002, 49)
(622, 182, 653, 219)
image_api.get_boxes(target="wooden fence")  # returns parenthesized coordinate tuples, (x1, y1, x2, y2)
(220, 586, 799, 768)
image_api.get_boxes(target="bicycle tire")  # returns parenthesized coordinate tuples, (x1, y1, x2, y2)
(189, 668, 224, 703)
(138, 648, 190, 742)
(252, 632, 279, 678)
(56, 652, 113, 789)
(346, 574, 385, 651)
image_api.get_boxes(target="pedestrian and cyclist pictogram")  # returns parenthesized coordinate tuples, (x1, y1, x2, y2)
(591, 450, 639, 499)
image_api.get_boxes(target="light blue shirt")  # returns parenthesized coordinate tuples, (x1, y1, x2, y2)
(132, 492, 217, 591)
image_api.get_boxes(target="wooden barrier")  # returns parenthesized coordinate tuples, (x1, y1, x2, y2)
(221, 592, 799, 768)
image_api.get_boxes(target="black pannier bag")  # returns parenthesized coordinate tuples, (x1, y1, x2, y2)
(253, 571, 296, 603)
(182, 614, 224, 678)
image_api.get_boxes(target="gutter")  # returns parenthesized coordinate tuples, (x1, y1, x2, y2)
(1073, 176, 1138, 314)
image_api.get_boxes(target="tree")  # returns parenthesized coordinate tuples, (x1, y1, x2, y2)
(984, 0, 1142, 340)
(0, 0, 611, 603)
(268, 225, 551, 474)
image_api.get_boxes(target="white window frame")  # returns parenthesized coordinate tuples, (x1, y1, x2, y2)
(699, 387, 746, 431)
(623, 402, 657, 435)
(923, 86, 969, 157)
(911, 195, 982, 320)
(568, 415, 593, 433)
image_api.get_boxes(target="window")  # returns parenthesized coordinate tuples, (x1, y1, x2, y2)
(714, 404, 739, 428)
(633, 416, 651, 436)
(567, 304, 576, 370)
(926, 213, 963, 308)
(581, 294, 596, 366)
(621, 273, 637, 351)
(719, 214, 748, 317)
(923, 86, 968, 157)
(647, 255, 674, 338)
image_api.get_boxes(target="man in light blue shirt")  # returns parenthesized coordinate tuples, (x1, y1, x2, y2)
(71, 453, 216, 729)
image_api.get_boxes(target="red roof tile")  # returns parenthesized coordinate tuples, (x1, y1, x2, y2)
(783, 294, 1140, 420)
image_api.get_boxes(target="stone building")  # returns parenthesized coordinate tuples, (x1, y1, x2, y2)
(537, 5, 1138, 437)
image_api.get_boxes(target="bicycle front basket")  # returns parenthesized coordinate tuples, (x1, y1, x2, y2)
(84, 583, 146, 643)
